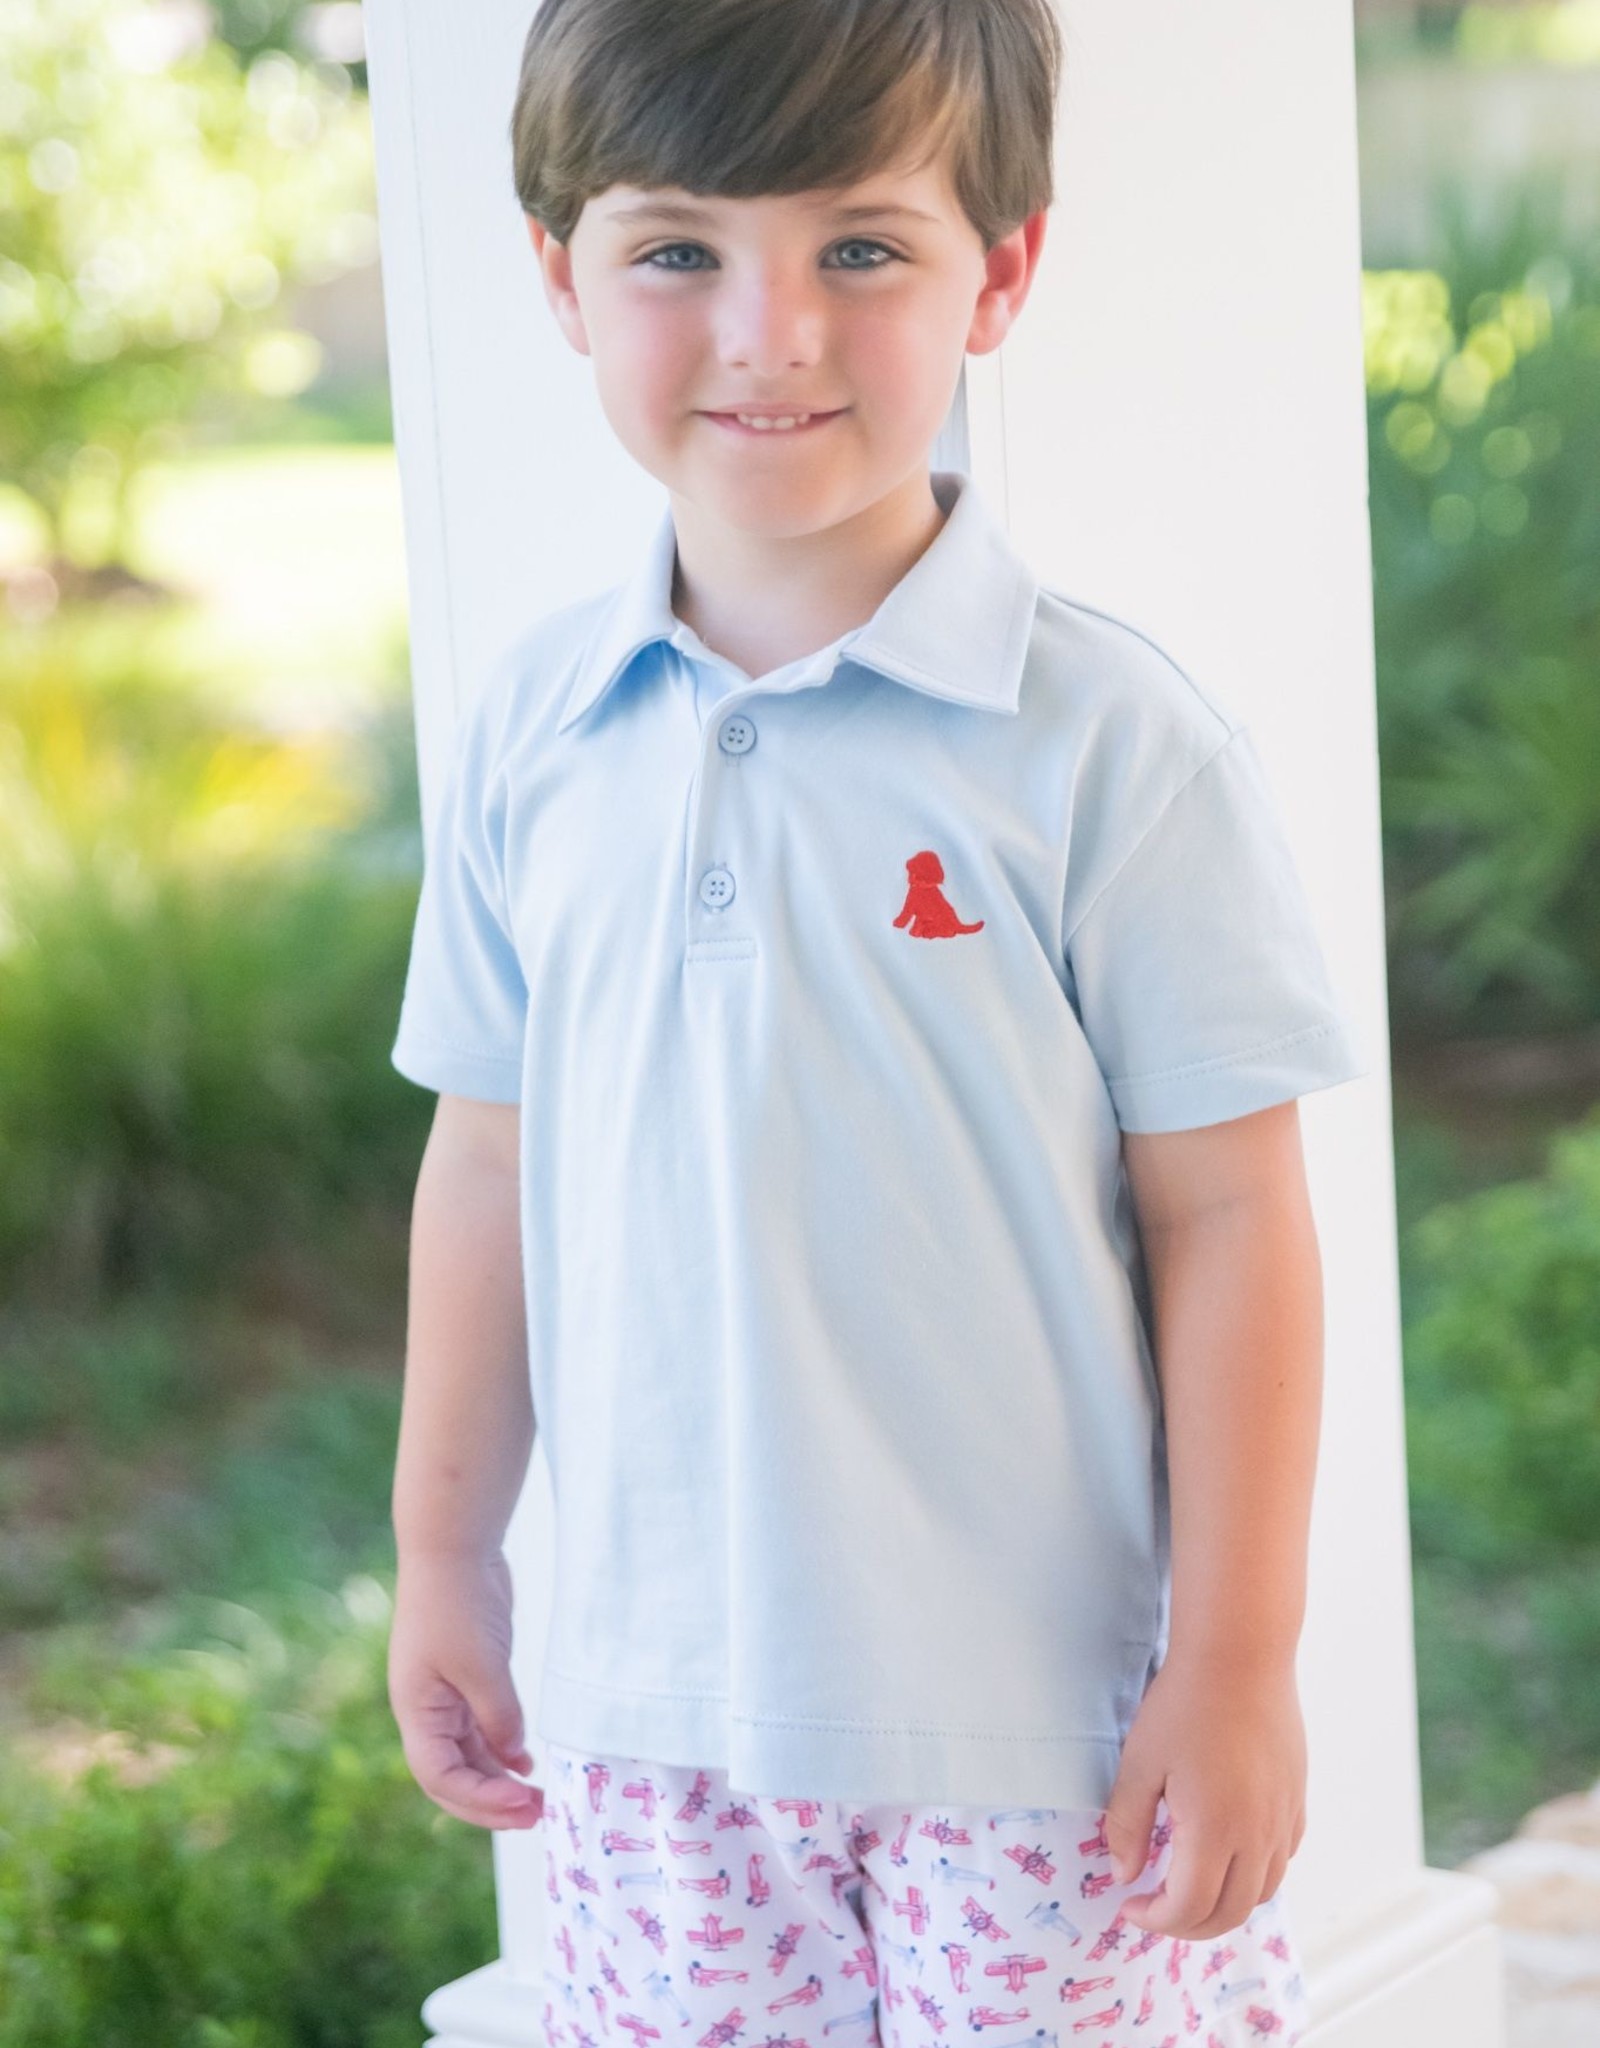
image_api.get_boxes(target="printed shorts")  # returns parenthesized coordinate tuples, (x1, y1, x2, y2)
(532, 1739, 1311, 2048)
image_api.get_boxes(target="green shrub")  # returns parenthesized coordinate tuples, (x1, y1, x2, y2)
(1411, 1551, 1600, 1863)
(0, 613, 431, 1307)
(0, 1320, 403, 1635)
(1366, 178, 1600, 1045)
(0, 1575, 500, 2048)
(1401, 1105, 1600, 1860)
(1404, 1106, 1600, 1567)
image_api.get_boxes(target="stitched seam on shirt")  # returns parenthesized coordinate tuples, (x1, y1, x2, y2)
(1060, 727, 1241, 954)
(1037, 584, 1242, 739)
(1109, 1017, 1341, 1089)
(729, 1711, 1122, 1743)
(397, 1028, 521, 1066)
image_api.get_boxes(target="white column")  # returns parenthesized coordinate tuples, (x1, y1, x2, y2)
(362, 3, 1506, 2043)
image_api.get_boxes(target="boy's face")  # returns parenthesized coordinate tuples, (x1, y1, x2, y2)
(526, 146, 1044, 537)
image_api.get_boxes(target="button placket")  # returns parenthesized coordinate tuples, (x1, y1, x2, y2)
(679, 655, 842, 956)
(686, 697, 760, 943)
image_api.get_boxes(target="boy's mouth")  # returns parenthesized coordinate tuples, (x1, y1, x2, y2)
(701, 408, 846, 436)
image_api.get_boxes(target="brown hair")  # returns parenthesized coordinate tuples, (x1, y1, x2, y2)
(510, 0, 1063, 253)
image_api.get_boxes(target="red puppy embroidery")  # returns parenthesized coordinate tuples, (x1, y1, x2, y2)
(892, 850, 985, 938)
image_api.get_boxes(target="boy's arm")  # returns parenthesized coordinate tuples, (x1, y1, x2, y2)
(1120, 1099, 1324, 1669)
(392, 1092, 533, 1563)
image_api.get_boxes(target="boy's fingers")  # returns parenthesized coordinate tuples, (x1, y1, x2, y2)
(436, 1751, 541, 1805)
(430, 1751, 545, 1827)
(430, 1785, 544, 1831)
(1130, 1845, 1230, 1936)
(456, 1684, 535, 1773)
(1210, 1851, 1270, 1938)
(402, 1718, 542, 1823)
(1106, 1807, 1156, 1886)
(458, 1709, 535, 1786)
(389, 1663, 540, 1823)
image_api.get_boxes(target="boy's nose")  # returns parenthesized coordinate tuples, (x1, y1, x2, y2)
(716, 279, 826, 368)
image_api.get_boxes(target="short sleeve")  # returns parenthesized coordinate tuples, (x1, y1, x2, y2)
(390, 671, 527, 1103)
(1063, 725, 1371, 1133)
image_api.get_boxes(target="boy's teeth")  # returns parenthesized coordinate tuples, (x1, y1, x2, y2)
(736, 413, 809, 429)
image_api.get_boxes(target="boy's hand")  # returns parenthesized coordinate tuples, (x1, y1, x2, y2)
(1100, 1646, 1307, 1940)
(388, 1547, 546, 1831)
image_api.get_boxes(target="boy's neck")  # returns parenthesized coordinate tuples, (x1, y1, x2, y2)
(667, 464, 948, 682)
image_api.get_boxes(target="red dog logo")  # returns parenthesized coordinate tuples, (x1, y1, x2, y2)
(892, 850, 985, 938)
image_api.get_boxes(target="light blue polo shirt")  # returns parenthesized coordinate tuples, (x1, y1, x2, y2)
(390, 467, 1370, 1811)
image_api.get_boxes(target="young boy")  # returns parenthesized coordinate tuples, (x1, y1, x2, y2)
(386, 2, 1368, 2041)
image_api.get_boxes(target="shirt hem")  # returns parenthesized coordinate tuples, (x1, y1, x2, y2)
(534, 1663, 1130, 1811)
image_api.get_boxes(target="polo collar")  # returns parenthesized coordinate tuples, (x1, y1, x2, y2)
(554, 467, 1039, 735)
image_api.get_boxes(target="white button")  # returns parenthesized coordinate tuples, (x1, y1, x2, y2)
(718, 715, 756, 756)
(698, 865, 736, 909)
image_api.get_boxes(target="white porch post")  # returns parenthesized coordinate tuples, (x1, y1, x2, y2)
(362, 3, 1507, 2043)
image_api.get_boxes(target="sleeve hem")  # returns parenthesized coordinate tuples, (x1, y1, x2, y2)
(1108, 1016, 1372, 1133)
(390, 1033, 523, 1104)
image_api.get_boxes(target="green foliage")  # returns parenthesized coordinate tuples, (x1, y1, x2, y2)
(1454, 2, 1600, 66)
(0, 1575, 499, 2048)
(1365, 177, 1600, 1043)
(1411, 1551, 1600, 1861)
(0, 0, 374, 564)
(1403, 1108, 1600, 1567)
(0, 610, 431, 1306)
(207, 0, 365, 80)
(0, 1293, 203, 1450)
(1362, 169, 1600, 1849)
(0, 1314, 404, 1634)
(1399, 1105, 1600, 1861)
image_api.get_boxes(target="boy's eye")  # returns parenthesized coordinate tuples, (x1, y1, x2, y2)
(635, 237, 901, 273)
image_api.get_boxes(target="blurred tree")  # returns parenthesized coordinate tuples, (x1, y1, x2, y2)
(0, 0, 374, 593)
(208, 0, 369, 88)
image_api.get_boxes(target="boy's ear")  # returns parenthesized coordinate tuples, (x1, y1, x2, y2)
(524, 213, 592, 357)
(965, 207, 1049, 358)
